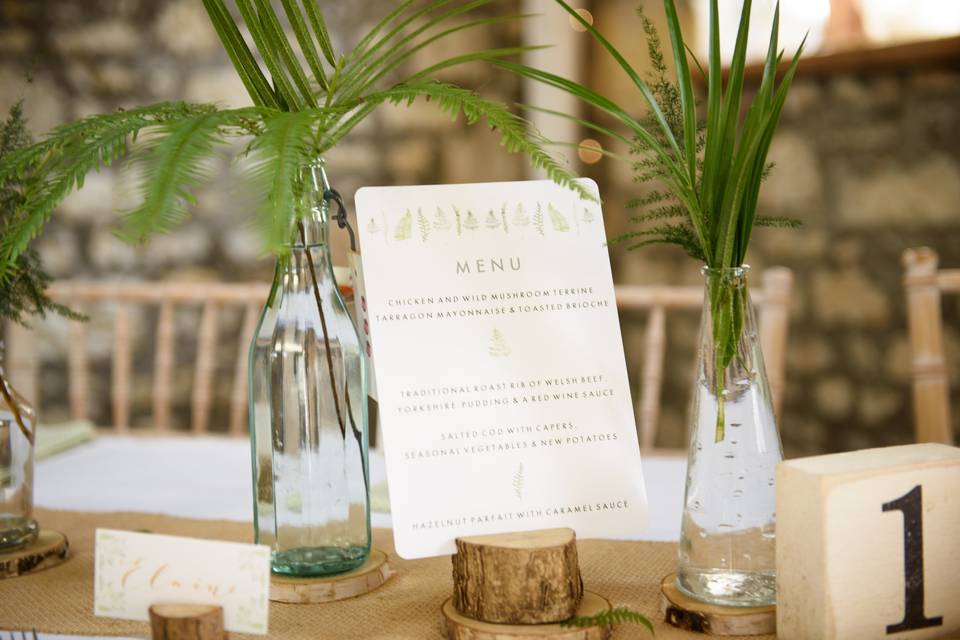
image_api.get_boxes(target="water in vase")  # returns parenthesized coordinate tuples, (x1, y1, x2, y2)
(249, 160, 370, 576)
(677, 266, 783, 607)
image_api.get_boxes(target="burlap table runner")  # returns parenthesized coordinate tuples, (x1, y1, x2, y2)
(0, 509, 774, 639)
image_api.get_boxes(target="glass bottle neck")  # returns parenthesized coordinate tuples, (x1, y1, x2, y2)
(290, 159, 332, 249)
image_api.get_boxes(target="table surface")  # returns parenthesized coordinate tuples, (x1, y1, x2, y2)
(11, 435, 688, 639)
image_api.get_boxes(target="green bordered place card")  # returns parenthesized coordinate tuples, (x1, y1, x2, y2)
(94, 529, 271, 634)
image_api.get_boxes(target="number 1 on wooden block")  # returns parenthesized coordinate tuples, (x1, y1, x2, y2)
(777, 444, 960, 640)
(882, 485, 943, 634)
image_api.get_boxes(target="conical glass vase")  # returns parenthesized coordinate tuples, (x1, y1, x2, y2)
(676, 266, 783, 607)
(248, 159, 370, 577)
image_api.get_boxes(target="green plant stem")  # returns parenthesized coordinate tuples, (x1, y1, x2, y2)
(0, 374, 32, 445)
(297, 220, 346, 439)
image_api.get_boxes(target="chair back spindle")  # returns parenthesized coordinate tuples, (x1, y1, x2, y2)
(903, 248, 955, 445)
(5, 282, 269, 435)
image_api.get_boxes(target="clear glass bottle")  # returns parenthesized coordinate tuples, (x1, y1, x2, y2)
(249, 159, 370, 576)
(0, 346, 39, 551)
(677, 266, 783, 607)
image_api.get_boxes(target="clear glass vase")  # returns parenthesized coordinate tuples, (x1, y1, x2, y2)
(0, 349, 39, 551)
(677, 266, 783, 607)
(249, 159, 370, 576)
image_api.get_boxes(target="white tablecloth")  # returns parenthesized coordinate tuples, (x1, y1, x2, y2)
(34, 436, 687, 541)
(15, 436, 687, 639)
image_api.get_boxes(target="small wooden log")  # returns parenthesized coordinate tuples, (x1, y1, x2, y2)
(149, 603, 225, 640)
(660, 574, 775, 636)
(441, 591, 612, 640)
(452, 528, 582, 624)
(0, 529, 69, 579)
(270, 548, 392, 604)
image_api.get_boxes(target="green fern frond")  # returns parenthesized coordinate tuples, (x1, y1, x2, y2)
(626, 190, 673, 209)
(246, 109, 325, 253)
(118, 109, 252, 242)
(630, 203, 686, 223)
(561, 606, 653, 633)
(363, 81, 593, 201)
(0, 102, 208, 186)
(0, 106, 202, 272)
(611, 222, 705, 261)
(755, 215, 801, 228)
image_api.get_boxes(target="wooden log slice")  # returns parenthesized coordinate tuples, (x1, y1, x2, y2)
(0, 529, 69, 579)
(660, 574, 776, 636)
(149, 603, 225, 640)
(270, 548, 393, 604)
(441, 591, 612, 640)
(452, 528, 583, 624)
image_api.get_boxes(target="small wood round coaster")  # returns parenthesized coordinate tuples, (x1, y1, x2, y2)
(149, 603, 225, 640)
(441, 590, 613, 640)
(0, 529, 70, 579)
(660, 574, 775, 636)
(270, 549, 393, 604)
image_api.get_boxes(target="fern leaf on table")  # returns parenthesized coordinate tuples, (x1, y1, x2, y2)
(562, 606, 653, 633)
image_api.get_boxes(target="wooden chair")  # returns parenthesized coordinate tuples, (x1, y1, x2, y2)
(615, 267, 794, 451)
(903, 247, 958, 445)
(6, 281, 269, 435)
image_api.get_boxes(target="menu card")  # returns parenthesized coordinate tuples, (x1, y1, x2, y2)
(356, 179, 647, 559)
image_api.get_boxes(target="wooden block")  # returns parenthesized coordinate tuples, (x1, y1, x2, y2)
(441, 590, 612, 640)
(452, 528, 582, 624)
(270, 548, 392, 603)
(0, 529, 69, 579)
(777, 443, 960, 639)
(660, 574, 775, 636)
(149, 603, 225, 640)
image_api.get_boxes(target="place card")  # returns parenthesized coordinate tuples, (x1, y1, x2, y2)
(94, 529, 271, 634)
(356, 179, 648, 559)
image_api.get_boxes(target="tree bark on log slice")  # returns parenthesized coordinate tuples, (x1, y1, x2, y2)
(441, 591, 612, 640)
(149, 603, 225, 640)
(270, 548, 392, 603)
(0, 529, 69, 579)
(660, 574, 776, 636)
(452, 528, 582, 624)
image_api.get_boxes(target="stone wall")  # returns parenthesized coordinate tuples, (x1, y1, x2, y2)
(2, 1, 958, 454)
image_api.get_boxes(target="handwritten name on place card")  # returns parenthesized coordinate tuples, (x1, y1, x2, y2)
(94, 529, 271, 635)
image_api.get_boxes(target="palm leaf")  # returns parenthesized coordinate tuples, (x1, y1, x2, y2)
(663, 0, 698, 183)
(252, 0, 317, 108)
(235, 0, 301, 110)
(301, 0, 338, 66)
(346, 14, 535, 99)
(279, 0, 328, 91)
(201, 0, 279, 109)
(336, 0, 499, 100)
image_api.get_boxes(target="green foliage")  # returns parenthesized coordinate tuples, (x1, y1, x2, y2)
(499, 0, 804, 442)
(0, 102, 81, 326)
(500, 0, 803, 268)
(561, 606, 653, 634)
(0, 1, 585, 278)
